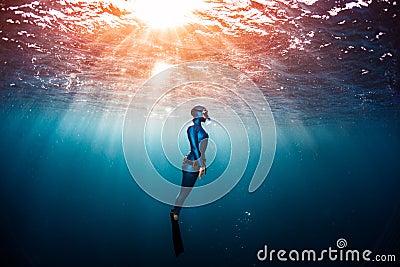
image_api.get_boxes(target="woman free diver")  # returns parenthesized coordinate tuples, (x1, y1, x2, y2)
(170, 105, 210, 221)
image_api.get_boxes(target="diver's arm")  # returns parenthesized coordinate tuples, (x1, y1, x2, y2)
(199, 138, 208, 177)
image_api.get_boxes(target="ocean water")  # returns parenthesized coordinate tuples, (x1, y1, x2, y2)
(1, 0, 399, 266)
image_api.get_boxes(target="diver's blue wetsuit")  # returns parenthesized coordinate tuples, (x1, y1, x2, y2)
(172, 117, 208, 216)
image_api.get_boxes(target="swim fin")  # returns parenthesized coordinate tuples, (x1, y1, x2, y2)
(170, 210, 184, 257)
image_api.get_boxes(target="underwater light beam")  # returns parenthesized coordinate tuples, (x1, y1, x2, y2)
(133, 0, 206, 29)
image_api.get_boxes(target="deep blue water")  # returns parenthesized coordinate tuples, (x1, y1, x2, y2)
(1, 107, 399, 266)
(1, 0, 399, 266)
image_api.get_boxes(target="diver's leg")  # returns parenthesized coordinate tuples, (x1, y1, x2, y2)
(172, 170, 199, 219)
(172, 187, 193, 217)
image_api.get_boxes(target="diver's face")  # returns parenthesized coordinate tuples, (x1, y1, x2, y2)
(202, 109, 209, 120)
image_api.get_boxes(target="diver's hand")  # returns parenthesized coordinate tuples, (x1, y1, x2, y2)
(199, 167, 206, 179)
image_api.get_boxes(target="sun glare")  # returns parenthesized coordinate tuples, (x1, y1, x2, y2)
(133, 0, 205, 29)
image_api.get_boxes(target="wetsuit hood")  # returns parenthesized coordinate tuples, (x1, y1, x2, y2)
(191, 105, 209, 120)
